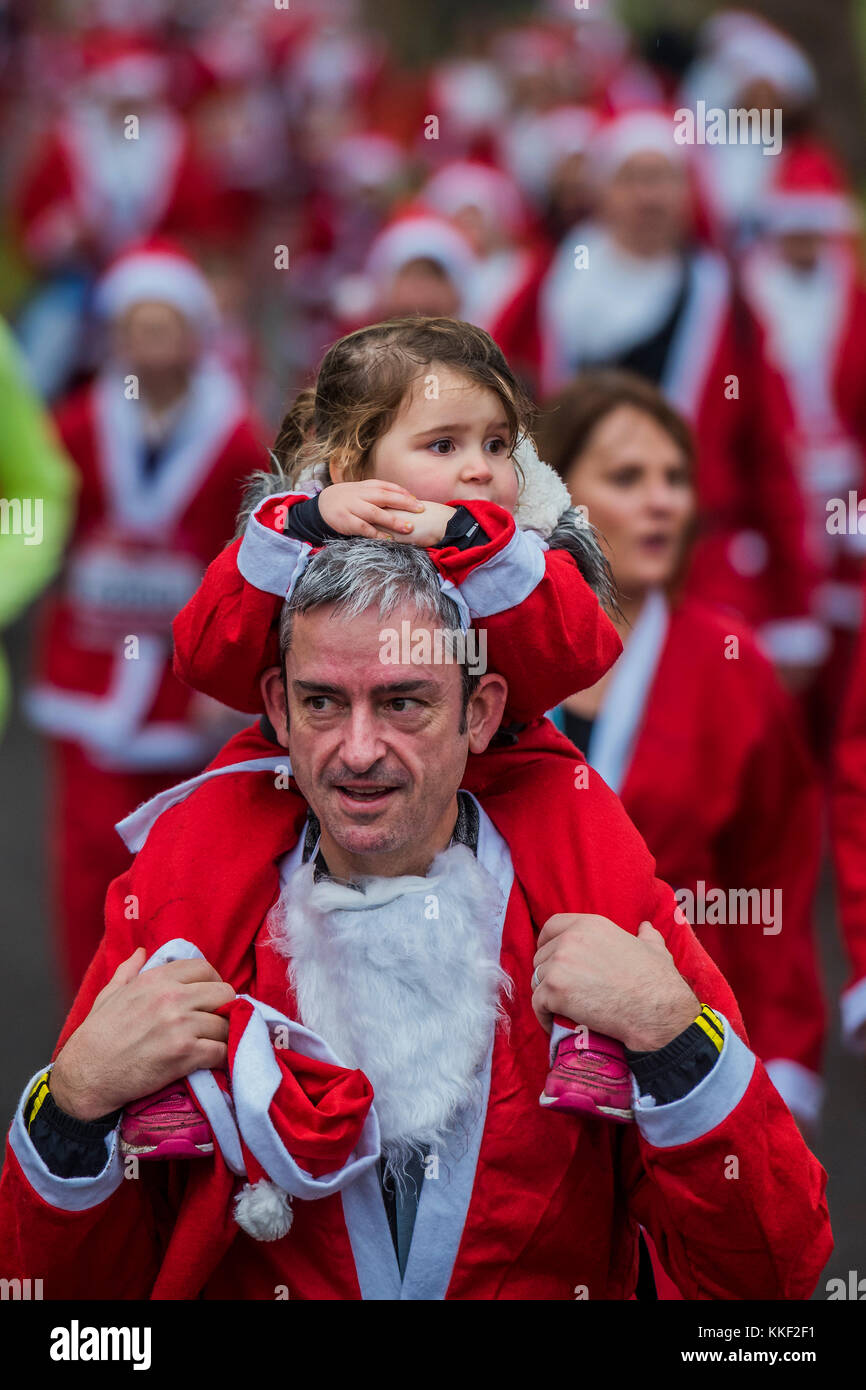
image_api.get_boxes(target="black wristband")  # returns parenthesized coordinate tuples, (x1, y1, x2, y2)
(625, 1010, 723, 1106)
(25, 1085, 122, 1180)
(39, 1087, 123, 1138)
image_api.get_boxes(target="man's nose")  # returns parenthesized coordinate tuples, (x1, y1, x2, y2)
(338, 707, 387, 771)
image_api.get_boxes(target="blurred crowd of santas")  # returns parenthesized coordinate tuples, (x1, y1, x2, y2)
(2, 0, 866, 1162)
(6, 2, 866, 695)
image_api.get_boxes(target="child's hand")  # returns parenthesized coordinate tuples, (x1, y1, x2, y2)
(318, 480, 424, 538)
(386, 500, 457, 548)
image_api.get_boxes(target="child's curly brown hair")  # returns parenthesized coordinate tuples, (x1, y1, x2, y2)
(239, 317, 535, 532)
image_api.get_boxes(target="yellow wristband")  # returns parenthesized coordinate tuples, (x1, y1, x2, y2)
(25, 1070, 51, 1130)
(694, 1004, 725, 1053)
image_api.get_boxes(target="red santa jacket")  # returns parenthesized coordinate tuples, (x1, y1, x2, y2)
(26, 364, 267, 770)
(0, 719, 831, 1299)
(831, 575, 866, 1047)
(14, 114, 230, 270)
(560, 595, 826, 1122)
(741, 242, 866, 635)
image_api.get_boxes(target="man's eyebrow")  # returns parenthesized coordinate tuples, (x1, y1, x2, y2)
(370, 678, 441, 697)
(292, 679, 346, 695)
(291, 678, 443, 697)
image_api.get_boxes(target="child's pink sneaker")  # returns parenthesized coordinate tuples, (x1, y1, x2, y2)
(539, 1030, 634, 1122)
(120, 1081, 214, 1160)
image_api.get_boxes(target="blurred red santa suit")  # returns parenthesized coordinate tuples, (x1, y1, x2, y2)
(740, 168, 866, 733)
(831, 569, 866, 1053)
(535, 113, 822, 668)
(25, 246, 266, 996)
(14, 38, 225, 273)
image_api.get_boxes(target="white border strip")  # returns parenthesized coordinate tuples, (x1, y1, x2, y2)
(588, 587, 668, 795)
(115, 755, 293, 852)
(454, 525, 547, 619)
(840, 976, 866, 1053)
(764, 1059, 824, 1126)
(237, 493, 316, 598)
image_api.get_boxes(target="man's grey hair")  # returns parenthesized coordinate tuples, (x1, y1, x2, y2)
(278, 539, 481, 708)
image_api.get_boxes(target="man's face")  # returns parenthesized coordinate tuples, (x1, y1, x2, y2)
(601, 152, 689, 257)
(273, 602, 479, 875)
(113, 300, 197, 384)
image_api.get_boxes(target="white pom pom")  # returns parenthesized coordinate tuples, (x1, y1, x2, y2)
(233, 1180, 294, 1242)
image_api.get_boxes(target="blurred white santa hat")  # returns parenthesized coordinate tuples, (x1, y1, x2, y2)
(326, 132, 407, 197)
(420, 161, 528, 238)
(365, 214, 478, 296)
(695, 12, 816, 106)
(499, 106, 599, 202)
(95, 240, 219, 332)
(589, 109, 686, 183)
(760, 149, 858, 238)
(428, 59, 508, 136)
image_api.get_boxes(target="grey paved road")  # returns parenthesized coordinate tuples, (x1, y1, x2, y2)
(0, 617, 863, 1298)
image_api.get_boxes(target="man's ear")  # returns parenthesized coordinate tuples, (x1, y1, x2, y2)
(465, 673, 509, 754)
(260, 665, 290, 747)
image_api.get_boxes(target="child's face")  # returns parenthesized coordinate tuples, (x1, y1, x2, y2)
(368, 366, 521, 510)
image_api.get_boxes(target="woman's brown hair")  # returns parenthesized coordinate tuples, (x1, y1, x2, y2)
(535, 369, 695, 485)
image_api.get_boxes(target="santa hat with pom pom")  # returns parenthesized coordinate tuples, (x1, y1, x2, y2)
(142, 940, 379, 1242)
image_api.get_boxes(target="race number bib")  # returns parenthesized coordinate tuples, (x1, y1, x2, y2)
(66, 541, 203, 640)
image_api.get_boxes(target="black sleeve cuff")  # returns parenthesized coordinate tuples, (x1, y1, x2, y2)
(625, 1016, 722, 1106)
(25, 1089, 122, 1180)
(439, 506, 491, 551)
(282, 493, 342, 544)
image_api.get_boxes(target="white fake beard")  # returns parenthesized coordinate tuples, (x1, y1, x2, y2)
(267, 841, 512, 1177)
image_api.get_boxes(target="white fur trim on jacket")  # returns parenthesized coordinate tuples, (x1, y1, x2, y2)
(511, 436, 573, 536)
(840, 976, 866, 1053)
(237, 488, 318, 598)
(763, 1059, 824, 1127)
(455, 525, 547, 619)
(115, 755, 294, 853)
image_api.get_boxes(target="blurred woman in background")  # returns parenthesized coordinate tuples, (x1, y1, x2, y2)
(537, 370, 826, 1138)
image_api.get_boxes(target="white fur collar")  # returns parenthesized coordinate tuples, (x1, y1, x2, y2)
(266, 842, 511, 1170)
